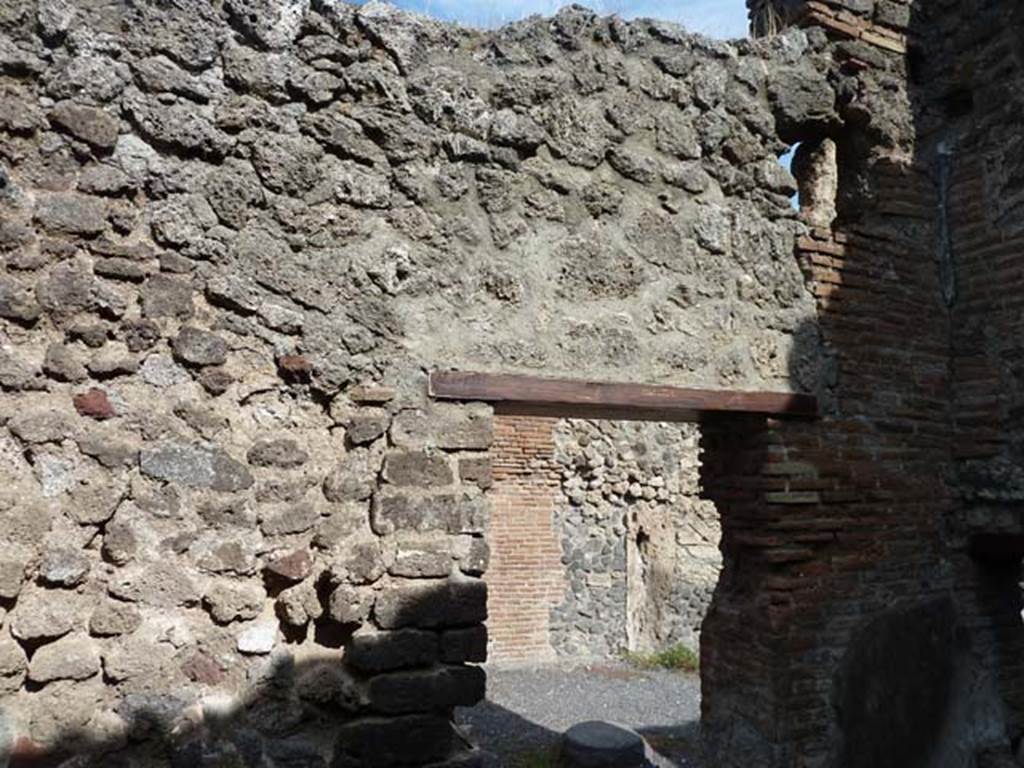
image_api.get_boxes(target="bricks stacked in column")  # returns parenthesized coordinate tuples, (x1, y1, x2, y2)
(704, 3, 961, 764)
(486, 415, 563, 663)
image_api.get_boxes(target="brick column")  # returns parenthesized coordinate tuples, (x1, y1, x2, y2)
(485, 415, 565, 663)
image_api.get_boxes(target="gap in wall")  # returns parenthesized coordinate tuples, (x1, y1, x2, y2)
(485, 414, 722, 665)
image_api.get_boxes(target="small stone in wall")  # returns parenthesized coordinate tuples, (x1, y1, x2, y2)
(68, 323, 109, 348)
(390, 537, 454, 578)
(0, 552, 28, 599)
(313, 503, 369, 550)
(180, 650, 226, 685)
(258, 301, 303, 334)
(237, 620, 278, 655)
(28, 632, 100, 683)
(86, 348, 139, 378)
(73, 388, 116, 420)
(0, 635, 27, 694)
(9, 589, 79, 641)
(34, 193, 108, 236)
(139, 354, 191, 388)
(345, 413, 389, 446)
(277, 354, 313, 383)
(121, 319, 161, 352)
(331, 540, 385, 585)
(456, 537, 489, 577)
(74, 436, 136, 473)
(50, 101, 120, 150)
(203, 580, 266, 624)
(348, 384, 396, 405)
(198, 366, 233, 395)
(259, 502, 319, 536)
(173, 400, 228, 439)
(89, 600, 142, 637)
(100, 521, 137, 565)
(140, 442, 253, 492)
(108, 561, 200, 608)
(1, 497, 51, 549)
(276, 581, 322, 627)
(39, 546, 90, 587)
(323, 451, 379, 503)
(102, 636, 177, 685)
(458, 457, 492, 489)
(44, 343, 87, 382)
(247, 438, 309, 468)
(327, 584, 373, 625)
(8, 410, 69, 444)
(0, 276, 41, 325)
(265, 549, 313, 583)
(172, 326, 228, 367)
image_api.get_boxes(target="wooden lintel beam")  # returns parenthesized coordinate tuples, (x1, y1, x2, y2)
(428, 371, 818, 422)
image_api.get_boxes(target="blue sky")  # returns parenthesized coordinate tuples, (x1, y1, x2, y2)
(357, 0, 750, 38)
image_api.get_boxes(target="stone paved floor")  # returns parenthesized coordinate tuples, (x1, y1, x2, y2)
(455, 661, 702, 767)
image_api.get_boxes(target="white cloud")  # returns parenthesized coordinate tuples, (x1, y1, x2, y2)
(376, 0, 749, 38)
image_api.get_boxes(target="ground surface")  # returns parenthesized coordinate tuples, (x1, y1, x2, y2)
(455, 661, 703, 767)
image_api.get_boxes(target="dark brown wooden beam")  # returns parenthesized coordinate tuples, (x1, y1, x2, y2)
(428, 371, 818, 422)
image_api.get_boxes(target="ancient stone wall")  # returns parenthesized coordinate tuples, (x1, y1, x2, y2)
(550, 419, 719, 658)
(0, 0, 829, 764)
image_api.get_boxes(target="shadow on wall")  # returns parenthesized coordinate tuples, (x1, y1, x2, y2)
(700, 1, 1024, 766)
(1, 579, 488, 768)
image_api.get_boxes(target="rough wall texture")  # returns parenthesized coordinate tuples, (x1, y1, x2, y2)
(550, 418, 719, 658)
(7, 0, 1023, 765)
(0, 0, 830, 763)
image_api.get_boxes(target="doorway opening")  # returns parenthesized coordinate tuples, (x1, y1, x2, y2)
(485, 414, 721, 664)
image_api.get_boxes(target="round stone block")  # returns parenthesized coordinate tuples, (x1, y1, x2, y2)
(560, 721, 648, 768)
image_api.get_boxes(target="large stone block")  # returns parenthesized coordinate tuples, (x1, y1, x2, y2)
(368, 666, 485, 714)
(371, 493, 487, 536)
(440, 626, 487, 665)
(334, 715, 454, 767)
(345, 629, 440, 673)
(389, 536, 455, 578)
(383, 452, 453, 488)
(374, 578, 487, 630)
(390, 405, 494, 451)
